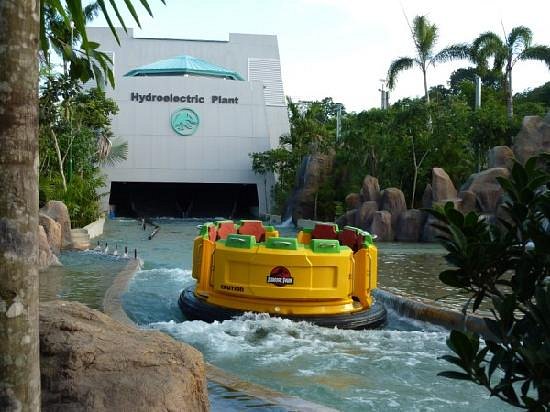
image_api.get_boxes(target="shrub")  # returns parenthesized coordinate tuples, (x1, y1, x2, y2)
(430, 155, 550, 410)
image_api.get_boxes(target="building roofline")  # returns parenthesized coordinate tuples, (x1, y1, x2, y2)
(87, 26, 278, 43)
(134, 36, 229, 43)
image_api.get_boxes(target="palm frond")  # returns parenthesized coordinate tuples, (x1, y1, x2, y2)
(521, 45, 550, 69)
(471, 31, 507, 70)
(412, 15, 438, 59)
(99, 137, 128, 167)
(471, 32, 502, 54)
(507, 26, 532, 51)
(387, 57, 415, 90)
(83, 2, 100, 22)
(432, 43, 471, 65)
(43, 0, 164, 88)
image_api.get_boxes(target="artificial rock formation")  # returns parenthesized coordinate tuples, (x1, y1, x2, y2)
(356, 201, 378, 230)
(380, 188, 406, 230)
(344, 193, 361, 210)
(360, 175, 381, 203)
(38, 226, 61, 270)
(422, 214, 442, 243)
(371, 211, 393, 241)
(431, 168, 457, 202)
(41, 200, 72, 249)
(289, 152, 334, 223)
(421, 183, 433, 209)
(344, 209, 357, 228)
(39, 213, 62, 255)
(457, 190, 477, 214)
(40, 300, 209, 412)
(335, 112, 549, 243)
(460, 168, 510, 213)
(396, 209, 424, 242)
(512, 113, 550, 164)
(488, 146, 515, 169)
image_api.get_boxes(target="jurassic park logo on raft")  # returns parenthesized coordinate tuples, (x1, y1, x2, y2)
(266, 266, 294, 287)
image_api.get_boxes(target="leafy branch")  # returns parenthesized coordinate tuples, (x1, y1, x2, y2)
(429, 154, 550, 410)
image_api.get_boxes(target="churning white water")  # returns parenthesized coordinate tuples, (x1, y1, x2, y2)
(47, 219, 515, 411)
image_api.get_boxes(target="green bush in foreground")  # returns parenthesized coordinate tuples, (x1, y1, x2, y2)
(430, 155, 550, 410)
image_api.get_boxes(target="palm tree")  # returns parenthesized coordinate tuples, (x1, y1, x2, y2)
(0, 1, 162, 410)
(387, 15, 469, 103)
(0, 3, 41, 409)
(470, 26, 550, 118)
(42, 2, 101, 74)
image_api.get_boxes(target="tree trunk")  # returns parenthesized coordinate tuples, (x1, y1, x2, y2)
(422, 66, 430, 103)
(0, 1, 41, 411)
(506, 64, 513, 119)
(51, 129, 67, 191)
(411, 163, 418, 209)
(411, 138, 418, 209)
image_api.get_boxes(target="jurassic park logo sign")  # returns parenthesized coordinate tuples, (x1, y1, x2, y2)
(266, 266, 294, 287)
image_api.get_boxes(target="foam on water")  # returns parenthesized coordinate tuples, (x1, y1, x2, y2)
(105, 219, 514, 411)
(123, 267, 193, 324)
(147, 309, 508, 411)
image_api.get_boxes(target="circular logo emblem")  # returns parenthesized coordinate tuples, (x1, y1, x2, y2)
(266, 266, 294, 287)
(171, 108, 199, 136)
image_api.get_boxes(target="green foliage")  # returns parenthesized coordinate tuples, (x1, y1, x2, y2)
(250, 98, 336, 214)
(334, 96, 475, 208)
(387, 15, 469, 100)
(39, 73, 124, 226)
(40, 173, 107, 228)
(429, 155, 550, 409)
(255, 16, 548, 222)
(41, 0, 165, 87)
(256, 75, 547, 221)
(515, 82, 550, 112)
(465, 26, 550, 118)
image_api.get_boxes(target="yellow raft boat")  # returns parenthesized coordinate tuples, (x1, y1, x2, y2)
(179, 220, 386, 329)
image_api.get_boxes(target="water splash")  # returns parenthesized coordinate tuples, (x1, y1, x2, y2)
(276, 217, 294, 228)
(148, 312, 508, 411)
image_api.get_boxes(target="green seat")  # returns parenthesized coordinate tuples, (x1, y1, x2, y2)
(310, 239, 341, 254)
(225, 234, 256, 249)
(265, 237, 299, 250)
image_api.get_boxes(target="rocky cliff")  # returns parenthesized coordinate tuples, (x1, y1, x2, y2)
(40, 300, 209, 411)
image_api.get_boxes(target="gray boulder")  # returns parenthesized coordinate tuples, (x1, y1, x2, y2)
(512, 114, 550, 164)
(371, 211, 393, 241)
(380, 188, 406, 230)
(344, 193, 362, 210)
(432, 168, 457, 202)
(41, 201, 72, 249)
(422, 184, 433, 209)
(355, 201, 378, 230)
(335, 213, 347, 228)
(461, 168, 510, 213)
(458, 190, 477, 214)
(38, 225, 61, 270)
(290, 152, 334, 223)
(488, 146, 514, 169)
(422, 214, 445, 242)
(360, 175, 381, 203)
(39, 212, 62, 255)
(344, 209, 358, 228)
(396, 209, 424, 242)
(40, 300, 209, 411)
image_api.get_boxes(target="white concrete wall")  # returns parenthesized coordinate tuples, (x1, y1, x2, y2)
(87, 28, 290, 215)
(83, 216, 105, 239)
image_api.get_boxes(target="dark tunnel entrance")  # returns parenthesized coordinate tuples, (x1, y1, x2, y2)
(108, 182, 260, 219)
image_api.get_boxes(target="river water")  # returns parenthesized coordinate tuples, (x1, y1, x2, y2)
(40, 219, 512, 411)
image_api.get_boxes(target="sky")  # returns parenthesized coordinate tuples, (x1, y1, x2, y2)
(89, 0, 550, 112)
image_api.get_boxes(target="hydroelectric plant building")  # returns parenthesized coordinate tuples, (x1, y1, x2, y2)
(87, 28, 289, 217)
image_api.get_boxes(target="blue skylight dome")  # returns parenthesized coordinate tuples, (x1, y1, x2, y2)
(124, 55, 244, 80)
